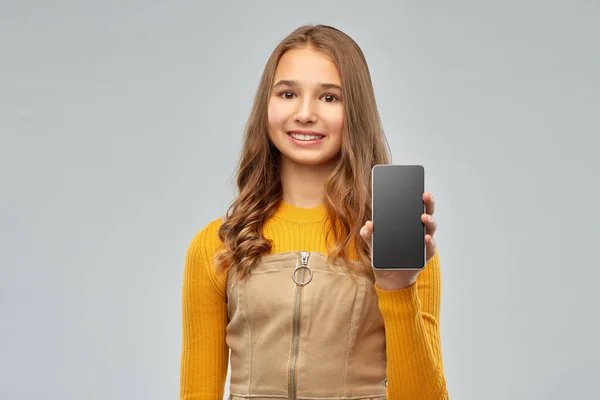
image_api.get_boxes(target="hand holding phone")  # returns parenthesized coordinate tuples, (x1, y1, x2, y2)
(359, 165, 437, 289)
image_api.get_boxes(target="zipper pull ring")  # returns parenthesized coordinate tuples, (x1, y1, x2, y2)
(293, 251, 313, 286)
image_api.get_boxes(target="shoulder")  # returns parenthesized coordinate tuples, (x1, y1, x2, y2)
(184, 216, 226, 291)
(187, 216, 224, 254)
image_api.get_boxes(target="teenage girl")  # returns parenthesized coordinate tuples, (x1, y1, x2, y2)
(180, 24, 448, 400)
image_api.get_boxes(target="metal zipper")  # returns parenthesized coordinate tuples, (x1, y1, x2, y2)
(288, 251, 310, 400)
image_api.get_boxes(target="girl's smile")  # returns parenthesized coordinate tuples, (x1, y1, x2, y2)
(287, 130, 325, 145)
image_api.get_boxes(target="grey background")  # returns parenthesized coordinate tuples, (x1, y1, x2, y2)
(1, 1, 598, 399)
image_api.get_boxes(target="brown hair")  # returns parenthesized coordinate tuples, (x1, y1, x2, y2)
(215, 24, 391, 278)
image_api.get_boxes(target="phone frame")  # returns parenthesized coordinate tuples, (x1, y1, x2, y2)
(370, 164, 427, 271)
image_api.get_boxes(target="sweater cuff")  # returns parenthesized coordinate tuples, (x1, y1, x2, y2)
(374, 280, 421, 318)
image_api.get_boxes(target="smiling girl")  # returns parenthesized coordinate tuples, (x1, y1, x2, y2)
(180, 25, 448, 400)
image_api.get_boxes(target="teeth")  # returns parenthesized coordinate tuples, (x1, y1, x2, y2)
(290, 133, 323, 141)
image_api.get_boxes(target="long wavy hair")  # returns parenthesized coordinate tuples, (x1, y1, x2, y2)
(215, 24, 391, 279)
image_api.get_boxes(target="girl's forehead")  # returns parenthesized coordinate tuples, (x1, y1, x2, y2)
(274, 48, 341, 85)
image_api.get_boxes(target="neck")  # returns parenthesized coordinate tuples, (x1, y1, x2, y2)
(279, 156, 335, 208)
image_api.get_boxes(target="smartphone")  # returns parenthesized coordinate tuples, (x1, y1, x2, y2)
(371, 164, 426, 270)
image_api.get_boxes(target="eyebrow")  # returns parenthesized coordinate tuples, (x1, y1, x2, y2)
(272, 79, 342, 91)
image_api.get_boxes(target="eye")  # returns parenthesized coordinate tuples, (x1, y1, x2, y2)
(321, 94, 339, 103)
(279, 91, 295, 99)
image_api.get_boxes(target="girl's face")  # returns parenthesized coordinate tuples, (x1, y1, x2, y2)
(267, 47, 344, 167)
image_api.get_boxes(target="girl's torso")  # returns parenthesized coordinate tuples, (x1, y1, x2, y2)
(226, 251, 388, 400)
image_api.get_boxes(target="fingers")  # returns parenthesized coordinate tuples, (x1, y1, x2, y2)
(425, 234, 436, 260)
(421, 213, 437, 236)
(423, 192, 435, 215)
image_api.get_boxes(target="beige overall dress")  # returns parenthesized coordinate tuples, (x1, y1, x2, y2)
(225, 251, 388, 400)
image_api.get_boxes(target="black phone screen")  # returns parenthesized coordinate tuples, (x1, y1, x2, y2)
(371, 164, 425, 270)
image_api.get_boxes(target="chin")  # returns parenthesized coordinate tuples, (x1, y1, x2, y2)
(285, 153, 339, 167)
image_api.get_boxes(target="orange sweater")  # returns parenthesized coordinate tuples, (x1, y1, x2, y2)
(180, 201, 448, 399)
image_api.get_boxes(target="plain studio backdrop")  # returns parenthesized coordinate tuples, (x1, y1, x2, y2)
(1, 1, 598, 399)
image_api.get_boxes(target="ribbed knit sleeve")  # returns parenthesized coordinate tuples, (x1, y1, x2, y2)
(374, 249, 448, 400)
(180, 218, 228, 400)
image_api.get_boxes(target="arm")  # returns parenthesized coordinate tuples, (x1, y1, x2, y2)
(180, 222, 229, 400)
(374, 249, 448, 400)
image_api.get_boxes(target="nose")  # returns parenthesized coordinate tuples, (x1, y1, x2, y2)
(294, 98, 317, 124)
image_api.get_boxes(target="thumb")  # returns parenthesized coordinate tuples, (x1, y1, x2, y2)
(360, 220, 373, 250)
